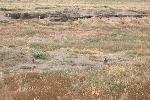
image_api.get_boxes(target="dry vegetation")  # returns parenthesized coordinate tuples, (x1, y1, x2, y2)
(0, 0, 150, 100)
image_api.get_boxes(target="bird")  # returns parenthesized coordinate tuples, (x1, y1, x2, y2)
(32, 58, 35, 63)
(103, 57, 108, 65)
(32, 66, 36, 69)
(38, 15, 41, 19)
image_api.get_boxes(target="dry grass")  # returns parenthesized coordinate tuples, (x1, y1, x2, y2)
(0, 72, 73, 100)
(0, 61, 150, 100)
(0, 0, 150, 11)
(0, 1, 150, 100)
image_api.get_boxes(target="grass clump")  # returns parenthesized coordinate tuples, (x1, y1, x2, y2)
(30, 43, 46, 50)
(80, 32, 150, 53)
(33, 50, 47, 60)
(22, 29, 39, 37)
(30, 42, 62, 51)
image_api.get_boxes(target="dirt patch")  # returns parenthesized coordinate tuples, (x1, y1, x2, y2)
(0, 49, 32, 68)
(0, 12, 10, 21)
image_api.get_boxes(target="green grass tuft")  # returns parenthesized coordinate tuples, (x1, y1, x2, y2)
(33, 50, 47, 60)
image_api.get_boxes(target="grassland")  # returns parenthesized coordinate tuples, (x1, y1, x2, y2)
(0, 0, 150, 100)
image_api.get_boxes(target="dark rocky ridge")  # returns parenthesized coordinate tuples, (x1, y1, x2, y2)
(4, 9, 150, 22)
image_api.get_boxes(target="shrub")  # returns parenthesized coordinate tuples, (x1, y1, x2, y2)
(33, 51, 47, 60)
